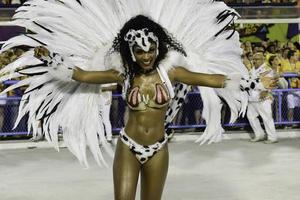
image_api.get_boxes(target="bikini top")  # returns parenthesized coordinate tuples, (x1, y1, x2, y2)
(126, 66, 174, 111)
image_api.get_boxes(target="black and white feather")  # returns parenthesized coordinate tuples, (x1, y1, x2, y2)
(0, 0, 249, 165)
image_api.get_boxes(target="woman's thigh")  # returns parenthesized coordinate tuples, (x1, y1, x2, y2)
(140, 145, 169, 200)
(113, 139, 141, 200)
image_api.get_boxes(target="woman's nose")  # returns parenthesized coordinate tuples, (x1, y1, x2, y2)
(142, 52, 151, 60)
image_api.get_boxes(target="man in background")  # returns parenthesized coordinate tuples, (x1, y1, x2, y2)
(246, 52, 278, 144)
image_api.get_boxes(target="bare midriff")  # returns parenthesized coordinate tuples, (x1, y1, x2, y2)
(124, 71, 170, 145)
(125, 107, 167, 145)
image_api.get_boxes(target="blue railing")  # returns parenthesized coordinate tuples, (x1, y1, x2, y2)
(0, 74, 300, 137)
(1, 88, 299, 137)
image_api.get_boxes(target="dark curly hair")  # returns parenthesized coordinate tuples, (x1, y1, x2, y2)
(111, 15, 186, 85)
(268, 55, 276, 66)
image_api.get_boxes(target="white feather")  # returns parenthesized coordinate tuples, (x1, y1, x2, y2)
(0, 0, 248, 166)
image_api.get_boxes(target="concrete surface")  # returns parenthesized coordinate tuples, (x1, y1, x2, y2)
(0, 132, 300, 200)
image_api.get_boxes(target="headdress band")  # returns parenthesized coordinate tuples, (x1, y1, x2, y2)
(124, 28, 159, 61)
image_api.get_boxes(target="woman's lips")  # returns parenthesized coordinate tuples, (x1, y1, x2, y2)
(142, 60, 151, 66)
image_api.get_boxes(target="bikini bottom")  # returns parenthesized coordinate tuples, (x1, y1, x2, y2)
(119, 129, 168, 164)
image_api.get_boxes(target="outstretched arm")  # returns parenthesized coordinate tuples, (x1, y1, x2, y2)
(72, 67, 124, 85)
(169, 66, 277, 89)
(34, 46, 125, 85)
(169, 67, 226, 88)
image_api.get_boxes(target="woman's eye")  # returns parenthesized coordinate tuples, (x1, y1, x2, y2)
(135, 50, 143, 55)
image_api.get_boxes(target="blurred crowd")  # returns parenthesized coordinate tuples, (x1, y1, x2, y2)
(0, 0, 24, 5)
(0, 48, 26, 133)
(222, 0, 298, 5)
(0, 40, 300, 131)
(0, 48, 24, 68)
(241, 40, 300, 88)
(0, 47, 29, 101)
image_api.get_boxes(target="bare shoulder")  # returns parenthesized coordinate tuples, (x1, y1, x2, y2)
(167, 66, 186, 82)
(168, 66, 188, 82)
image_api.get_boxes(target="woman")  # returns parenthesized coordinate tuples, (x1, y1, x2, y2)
(2, 1, 276, 200)
(52, 15, 272, 200)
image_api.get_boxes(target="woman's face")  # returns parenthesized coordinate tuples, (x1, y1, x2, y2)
(271, 57, 279, 69)
(253, 46, 259, 53)
(287, 42, 295, 50)
(133, 42, 157, 71)
(283, 49, 289, 58)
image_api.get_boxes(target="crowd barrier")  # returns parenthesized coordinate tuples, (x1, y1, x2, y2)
(0, 88, 299, 137)
(0, 4, 299, 136)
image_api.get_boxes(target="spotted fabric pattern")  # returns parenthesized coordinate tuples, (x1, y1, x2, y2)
(124, 28, 158, 52)
(119, 129, 168, 164)
(164, 82, 190, 136)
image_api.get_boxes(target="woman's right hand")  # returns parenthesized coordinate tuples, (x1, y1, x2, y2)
(34, 46, 50, 58)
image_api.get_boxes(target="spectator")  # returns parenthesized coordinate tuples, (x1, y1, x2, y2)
(273, 40, 281, 53)
(266, 43, 276, 54)
(1, 0, 21, 4)
(286, 50, 300, 124)
(100, 83, 117, 143)
(279, 48, 293, 73)
(261, 39, 269, 50)
(286, 41, 296, 51)
(223, 0, 297, 5)
(0, 84, 7, 132)
(246, 52, 254, 62)
(0, 48, 26, 132)
(268, 55, 284, 121)
(244, 41, 253, 55)
(110, 85, 125, 129)
(0, 0, 10, 4)
(268, 55, 280, 76)
(294, 42, 300, 51)
(247, 53, 278, 143)
(11, 0, 21, 4)
(242, 54, 252, 71)
(190, 87, 204, 125)
(252, 44, 265, 54)
(268, 55, 289, 89)
(288, 50, 300, 72)
(287, 88, 300, 124)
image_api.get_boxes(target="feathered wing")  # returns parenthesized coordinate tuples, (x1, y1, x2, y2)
(150, 0, 249, 143)
(1, 0, 248, 166)
(0, 0, 128, 167)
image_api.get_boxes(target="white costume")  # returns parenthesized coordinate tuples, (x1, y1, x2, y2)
(247, 65, 277, 141)
(287, 91, 300, 109)
(0, 0, 267, 166)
